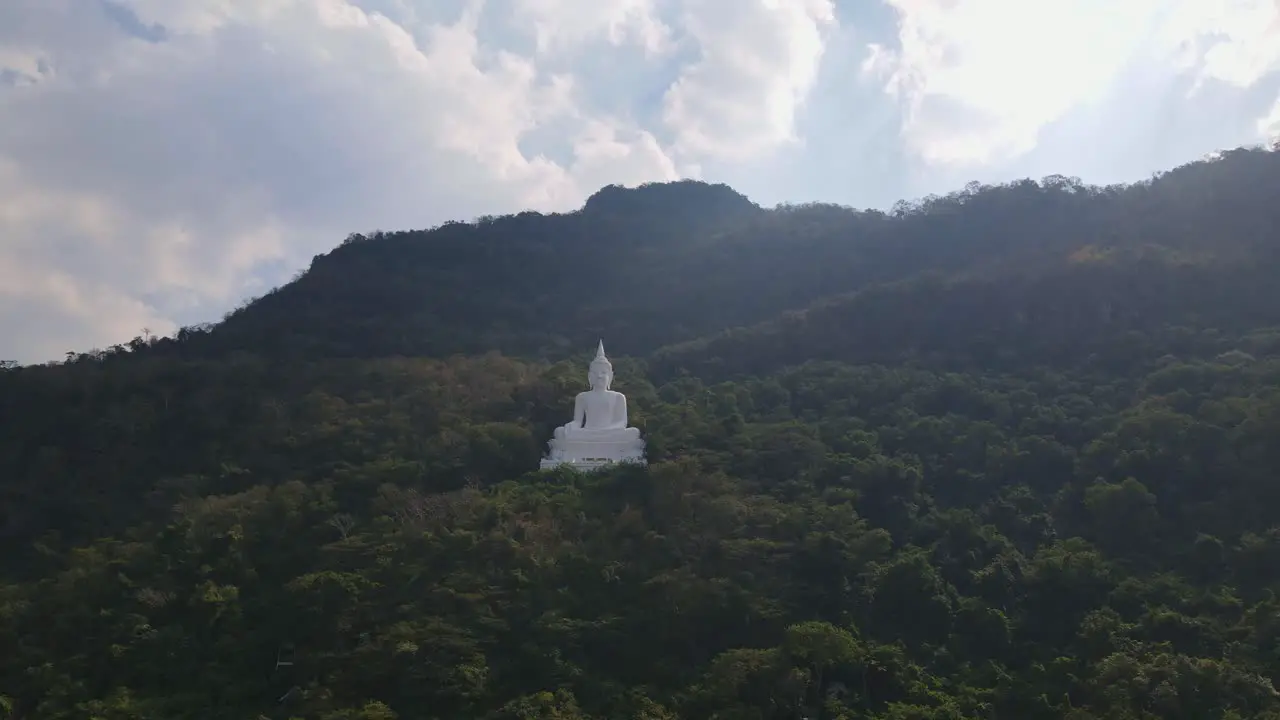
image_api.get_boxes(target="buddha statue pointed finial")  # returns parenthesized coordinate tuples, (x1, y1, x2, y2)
(540, 339, 645, 470)
(589, 339, 612, 384)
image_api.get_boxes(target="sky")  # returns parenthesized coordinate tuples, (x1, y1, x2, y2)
(1, 0, 1279, 364)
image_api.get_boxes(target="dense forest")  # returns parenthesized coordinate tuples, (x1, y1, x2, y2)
(2, 145, 1280, 719)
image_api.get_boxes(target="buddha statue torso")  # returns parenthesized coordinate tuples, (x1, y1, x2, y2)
(570, 388, 628, 432)
(549, 342, 642, 446)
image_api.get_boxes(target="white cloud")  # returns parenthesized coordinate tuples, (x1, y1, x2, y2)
(0, 159, 176, 354)
(511, 0, 671, 56)
(865, 0, 1280, 168)
(662, 0, 836, 162)
(1164, 0, 1280, 90)
(1261, 98, 1280, 143)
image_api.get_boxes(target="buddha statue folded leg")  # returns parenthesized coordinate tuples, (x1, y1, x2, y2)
(558, 426, 640, 441)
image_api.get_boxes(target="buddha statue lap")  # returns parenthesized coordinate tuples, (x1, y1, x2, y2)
(541, 341, 646, 469)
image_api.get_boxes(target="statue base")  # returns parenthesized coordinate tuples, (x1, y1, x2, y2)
(539, 456, 647, 471)
(540, 434, 646, 471)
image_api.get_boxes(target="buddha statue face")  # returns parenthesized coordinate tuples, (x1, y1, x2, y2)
(588, 361, 613, 391)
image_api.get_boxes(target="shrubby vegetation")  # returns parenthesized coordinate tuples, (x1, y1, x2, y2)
(2, 146, 1280, 718)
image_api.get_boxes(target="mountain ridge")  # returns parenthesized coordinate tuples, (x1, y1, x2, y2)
(30, 144, 1275, 370)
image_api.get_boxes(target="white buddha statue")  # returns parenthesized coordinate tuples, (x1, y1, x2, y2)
(540, 341, 646, 469)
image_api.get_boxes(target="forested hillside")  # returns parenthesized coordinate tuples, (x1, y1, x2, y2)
(2, 146, 1280, 719)
(120, 146, 1280, 362)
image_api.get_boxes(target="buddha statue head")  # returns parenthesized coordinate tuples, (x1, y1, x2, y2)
(587, 340, 613, 391)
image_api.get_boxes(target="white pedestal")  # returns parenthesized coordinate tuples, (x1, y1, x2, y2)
(539, 456, 647, 471)
(540, 435, 646, 471)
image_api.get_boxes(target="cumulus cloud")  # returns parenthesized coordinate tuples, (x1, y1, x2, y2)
(1, 0, 1278, 363)
(510, 0, 671, 56)
(864, 0, 1280, 169)
(662, 0, 836, 162)
(1168, 0, 1280, 90)
(1262, 99, 1280, 143)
